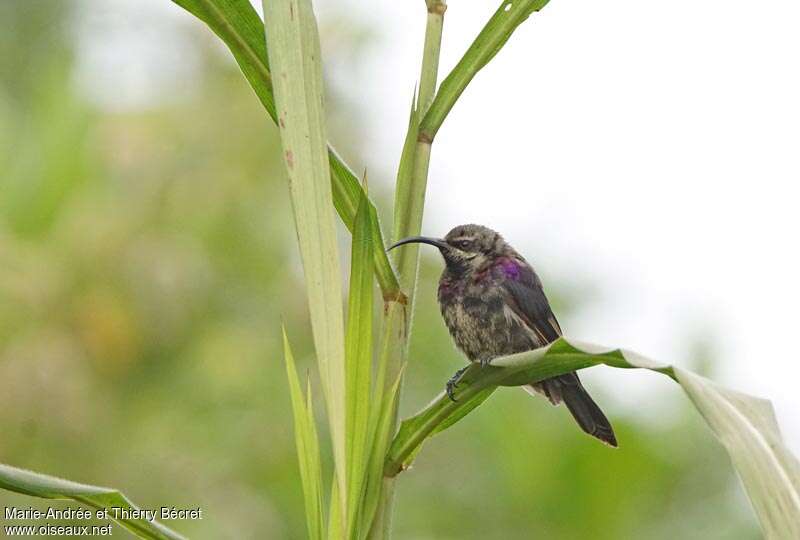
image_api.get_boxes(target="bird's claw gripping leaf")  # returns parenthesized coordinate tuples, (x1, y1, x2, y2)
(445, 366, 468, 402)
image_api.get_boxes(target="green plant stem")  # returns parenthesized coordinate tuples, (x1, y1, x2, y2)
(389, 0, 445, 315)
(418, 0, 447, 115)
(366, 302, 408, 539)
(367, 2, 447, 538)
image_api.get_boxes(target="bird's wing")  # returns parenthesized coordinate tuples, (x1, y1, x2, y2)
(500, 260, 562, 344)
(500, 260, 617, 447)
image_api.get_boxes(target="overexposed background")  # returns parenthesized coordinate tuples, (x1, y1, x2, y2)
(3, 0, 797, 537)
(80, 0, 800, 449)
(353, 0, 800, 450)
(330, 0, 800, 449)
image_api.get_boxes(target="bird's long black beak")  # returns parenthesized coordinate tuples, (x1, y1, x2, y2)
(387, 236, 448, 251)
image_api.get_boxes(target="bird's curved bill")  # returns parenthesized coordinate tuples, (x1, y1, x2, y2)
(387, 236, 448, 251)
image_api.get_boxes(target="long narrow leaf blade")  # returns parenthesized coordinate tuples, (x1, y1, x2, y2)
(171, 0, 276, 120)
(327, 474, 342, 540)
(361, 368, 404, 535)
(390, 95, 424, 313)
(391, 96, 419, 246)
(675, 368, 800, 539)
(263, 0, 347, 513)
(419, 0, 551, 142)
(344, 192, 375, 536)
(282, 330, 325, 540)
(386, 338, 800, 538)
(169, 0, 400, 298)
(0, 464, 185, 540)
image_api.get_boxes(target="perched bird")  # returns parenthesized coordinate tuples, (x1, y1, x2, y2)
(388, 224, 617, 447)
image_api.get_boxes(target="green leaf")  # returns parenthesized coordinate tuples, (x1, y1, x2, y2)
(282, 330, 325, 540)
(386, 338, 800, 538)
(327, 473, 342, 540)
(360, 368, 404, 535)
(385, 339, 669, 475)
(171, 0, 276, 120)
(419, 0, 552, 142)
(390, 95, 421, 270)
(675, 368, 800, 539)
(263, 0, 347, 515)
(0, 464, 185, 540)
(344, 191, 375, 536)
(170, 0, 400, 299)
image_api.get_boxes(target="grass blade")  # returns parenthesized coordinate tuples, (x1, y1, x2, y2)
(344, 192, 375, 536)
(361, 368, 404, 534)
(171, 0, 276, 119)
(169, 0, 400, 299)
(263, 0, 347, 515)
(282, 330, 325, 540)
(390, 96, 420, 260)
(385, 338, 800, 538)
(0, 464, 185, 540)
(327, 474, 342, 540)
(419, 0, 552, 143)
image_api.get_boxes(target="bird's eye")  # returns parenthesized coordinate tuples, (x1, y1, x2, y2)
(455, 240, 472, 250)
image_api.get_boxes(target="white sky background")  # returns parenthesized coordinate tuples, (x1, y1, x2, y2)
(319, 0, 800, 450)
(78, 0, 800, 449)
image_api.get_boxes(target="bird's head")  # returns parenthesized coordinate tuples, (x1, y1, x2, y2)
(388, 224, 509, 274)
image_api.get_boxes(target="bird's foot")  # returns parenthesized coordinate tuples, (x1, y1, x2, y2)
(479, 357, 492, 368)
(446, 366, 468, 402)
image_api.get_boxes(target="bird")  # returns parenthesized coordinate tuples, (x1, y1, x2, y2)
(388, 224, 617, 447)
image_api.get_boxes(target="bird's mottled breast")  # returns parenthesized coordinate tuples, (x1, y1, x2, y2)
(437, 257, 534, 363)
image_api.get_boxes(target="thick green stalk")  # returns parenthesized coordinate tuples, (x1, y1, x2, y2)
(368, 2, 447, 538)
(365, 302, 407, 538)
(390, 0, 446, 316)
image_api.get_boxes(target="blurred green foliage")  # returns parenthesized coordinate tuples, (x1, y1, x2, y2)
(0, 1, 759, 538)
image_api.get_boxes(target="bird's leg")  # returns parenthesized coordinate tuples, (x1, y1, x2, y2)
(446, 366, 469, 402)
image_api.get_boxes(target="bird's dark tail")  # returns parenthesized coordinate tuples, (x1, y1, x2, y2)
(527, 373, 618, 447)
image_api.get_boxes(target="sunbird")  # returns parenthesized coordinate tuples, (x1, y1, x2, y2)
(389, 224, 617, 447)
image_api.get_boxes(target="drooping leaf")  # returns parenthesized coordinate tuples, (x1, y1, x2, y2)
(263, 0, 347, 514)
(171, 0, 276, 120)
(344, 191, 375, 536)
(0, 464, 185, 540)
(169, 0, 400, 298)
(675, 368, 800, 539)
(282, 330, 325, 540)
(386, 338, 800, 538)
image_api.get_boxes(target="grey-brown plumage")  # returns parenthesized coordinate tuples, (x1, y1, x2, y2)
(389, 224, 617, 447)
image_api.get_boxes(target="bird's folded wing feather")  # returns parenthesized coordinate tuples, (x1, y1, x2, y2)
(500, 260, 563, 344)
